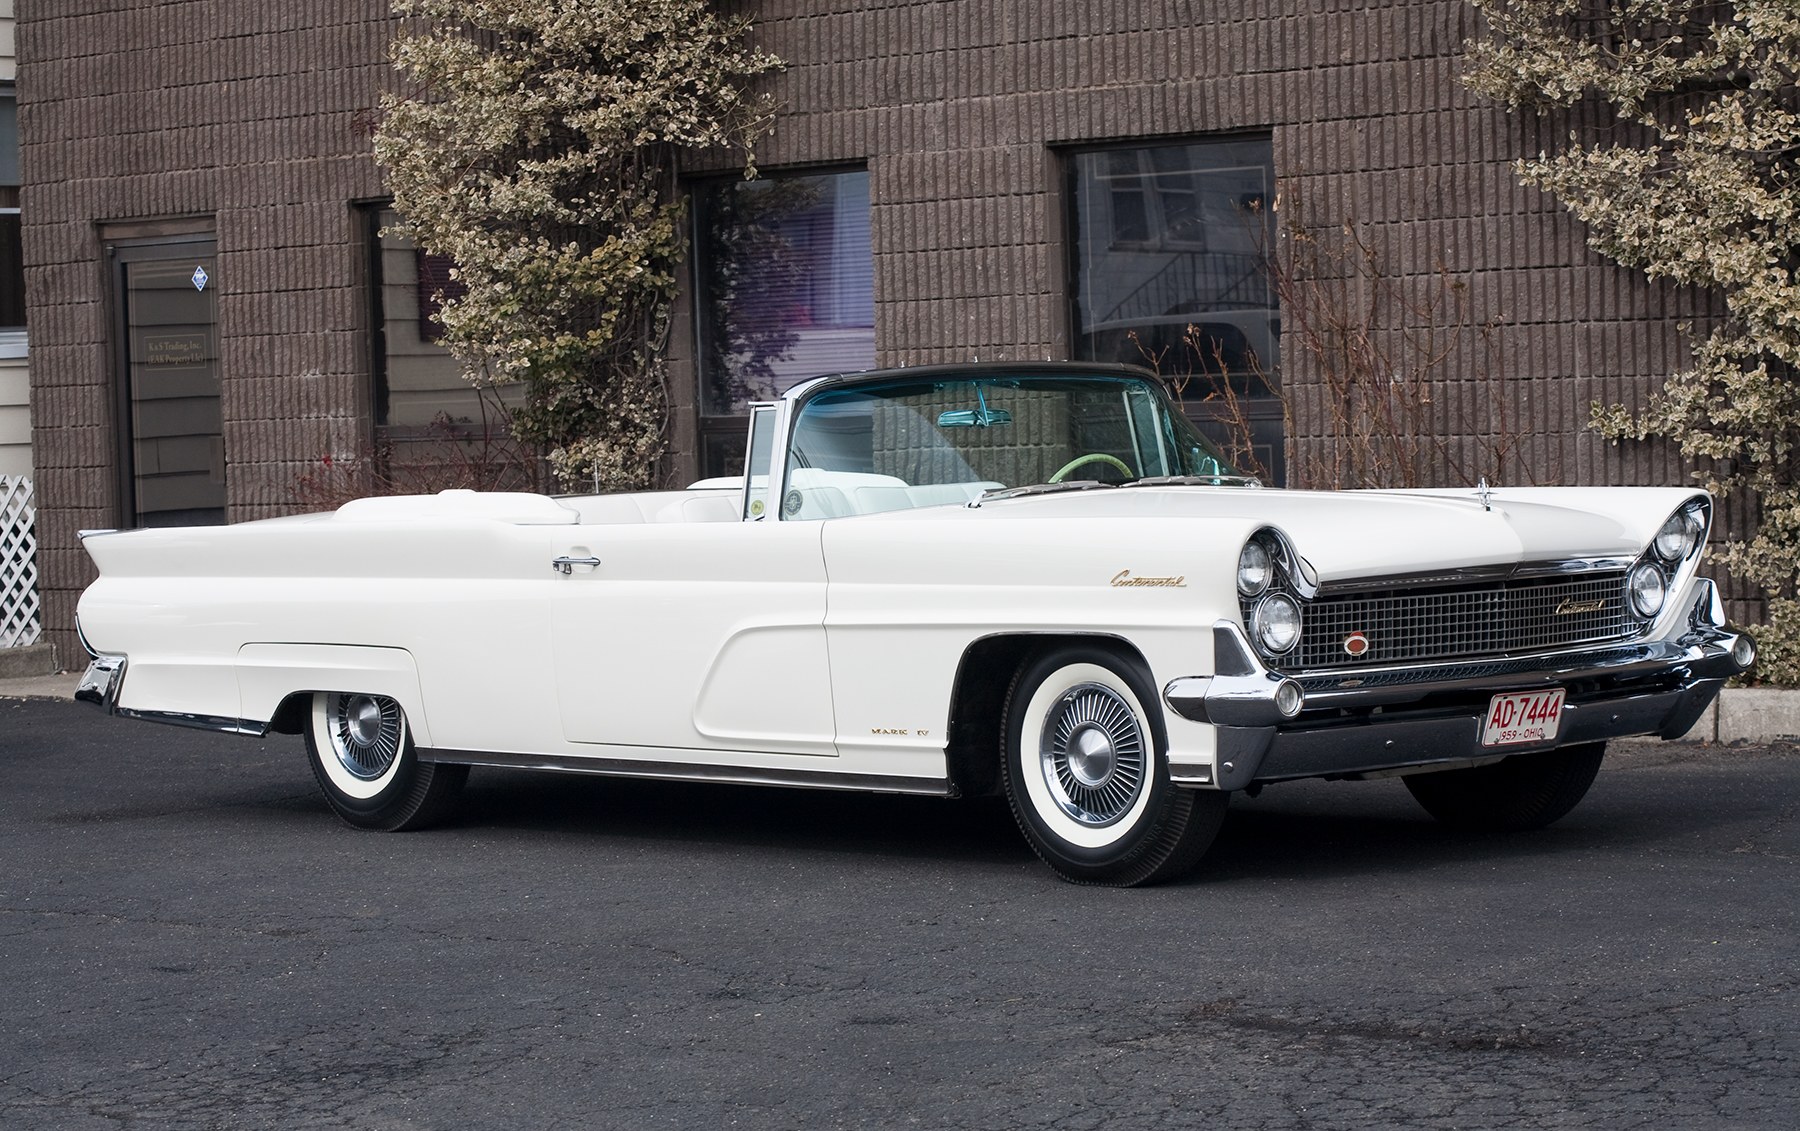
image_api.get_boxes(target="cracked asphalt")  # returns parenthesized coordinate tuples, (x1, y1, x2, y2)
(3, 696, 1797, 1130)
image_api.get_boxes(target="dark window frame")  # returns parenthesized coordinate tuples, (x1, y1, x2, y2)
(107, 232, 222, 528)
(1063, 134, 1284, 484)
(689, 163, 876, 479)
(0, 83, 23, 339)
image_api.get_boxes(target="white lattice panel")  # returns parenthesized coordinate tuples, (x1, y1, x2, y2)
(1, 475, 42, 649)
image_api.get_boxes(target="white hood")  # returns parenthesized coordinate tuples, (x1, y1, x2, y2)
(938, 483, 1706, 584)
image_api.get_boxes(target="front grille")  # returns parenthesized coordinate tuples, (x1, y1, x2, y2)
(1275, 572, 1637, 671)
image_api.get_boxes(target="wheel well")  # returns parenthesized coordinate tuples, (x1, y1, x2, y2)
(943, 633, 1149, 799)
(268, 691, 315, 735)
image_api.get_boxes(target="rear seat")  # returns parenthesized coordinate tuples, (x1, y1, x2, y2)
(562, 490, 741, 524)
(752, 472, 1008, 520)
(654, 491, 741, 523)
(850, 482, 996, 512)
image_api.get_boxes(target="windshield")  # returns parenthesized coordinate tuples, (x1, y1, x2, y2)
(778, 373, 1244, 518)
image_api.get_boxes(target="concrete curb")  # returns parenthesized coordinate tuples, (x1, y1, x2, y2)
(0, 669, 80, 700)
(0, 643, 56, 680)
(1678, 688, 1800, 744)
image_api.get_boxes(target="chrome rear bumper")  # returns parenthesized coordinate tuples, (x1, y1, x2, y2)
(75, 653, 127, 712)
(75, 651, 268, 735)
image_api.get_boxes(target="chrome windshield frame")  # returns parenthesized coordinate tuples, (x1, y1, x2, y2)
(768, 361, 1240, 520)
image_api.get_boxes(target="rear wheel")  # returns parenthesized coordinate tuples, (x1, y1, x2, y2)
(304, 692, 466, 831)
(1001, 646, 1226, 886)
(1404, 743, 1606, 832)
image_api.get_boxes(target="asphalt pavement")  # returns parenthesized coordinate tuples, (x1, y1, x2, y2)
(3, 694, 1797, 1129)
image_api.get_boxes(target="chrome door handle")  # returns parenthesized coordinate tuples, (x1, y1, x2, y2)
(551, 555, 602, 575)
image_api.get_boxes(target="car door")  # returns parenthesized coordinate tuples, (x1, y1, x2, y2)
(548, 519, 838, 757)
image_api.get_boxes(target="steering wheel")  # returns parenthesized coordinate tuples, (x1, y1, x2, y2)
(1049, 452, 1135, 483)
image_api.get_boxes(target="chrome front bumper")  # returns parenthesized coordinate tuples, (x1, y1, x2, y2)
(1163, 580, 1756, 789)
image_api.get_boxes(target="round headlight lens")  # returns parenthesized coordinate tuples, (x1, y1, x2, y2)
(1628, 561, 1666, 618)
(1253, 592, 1302, 654)
(1238, 539, 1273, 597)
(1654, 509, 1700, 561)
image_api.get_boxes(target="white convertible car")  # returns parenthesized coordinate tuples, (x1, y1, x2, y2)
(75, 363, 1755, 885)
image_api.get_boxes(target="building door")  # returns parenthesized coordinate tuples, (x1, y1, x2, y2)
(112, 237, 224, 527)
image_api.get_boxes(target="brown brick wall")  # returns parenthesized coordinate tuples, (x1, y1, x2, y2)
(20, 3, 395, 661)
(715, 0, 1700, 490)
(20, 1, 1729, 663)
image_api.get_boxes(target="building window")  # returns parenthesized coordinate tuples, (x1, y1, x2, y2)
(1069, 137, 1282, 482)
(365, 205, 476, 429)
(693, 168, 875, 477)
(358, 205, 535, 493)
(0, 84, 25, 354)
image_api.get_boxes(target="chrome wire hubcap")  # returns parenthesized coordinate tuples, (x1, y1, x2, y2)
(329, 694, 403, 781)
(1040, 683, 1146, 826)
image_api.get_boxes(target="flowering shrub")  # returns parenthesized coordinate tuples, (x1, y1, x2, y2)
(373, 0, 779, 489)
(1467, 0, 1800, 683)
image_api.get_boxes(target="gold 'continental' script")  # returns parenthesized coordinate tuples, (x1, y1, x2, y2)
(1111, 570, 1187, 589)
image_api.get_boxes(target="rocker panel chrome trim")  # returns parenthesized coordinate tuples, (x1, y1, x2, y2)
(114, 708, 270, 737)
(418, 747, 952, 797)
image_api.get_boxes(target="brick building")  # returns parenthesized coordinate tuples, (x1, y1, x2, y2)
(18, 1, 1708, 665)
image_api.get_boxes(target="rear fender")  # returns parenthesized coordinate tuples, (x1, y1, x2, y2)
(236, 644, 432, 747)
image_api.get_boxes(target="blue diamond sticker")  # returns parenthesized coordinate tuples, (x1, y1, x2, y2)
(191, 266, 209, 291)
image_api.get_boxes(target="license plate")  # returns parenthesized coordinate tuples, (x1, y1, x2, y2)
(1481, 688, 1565, 747)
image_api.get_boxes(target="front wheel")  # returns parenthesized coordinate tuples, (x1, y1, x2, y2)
(1001, 647, 1227, 886)
(304, 692, 466, 832)
(1404, 743, 1606, 832)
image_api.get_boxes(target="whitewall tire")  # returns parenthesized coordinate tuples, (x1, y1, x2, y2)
(1001, 646, 1227, 886)
(304, 692, 466, 832)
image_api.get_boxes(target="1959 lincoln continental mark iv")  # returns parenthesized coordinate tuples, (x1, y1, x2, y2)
(74, 362, 1756, 885)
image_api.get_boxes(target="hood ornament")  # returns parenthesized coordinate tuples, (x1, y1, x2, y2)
(1475, 477, 1493, 512)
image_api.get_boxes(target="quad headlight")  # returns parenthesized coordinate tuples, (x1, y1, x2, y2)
(1628, 560, 1667, 619)
(1238, 539, 1273, 597)
(1253, 592, 1303, 654)
(1653, 503, 1706, 563)
(1629, 500, 1709, 623)
(1238, 528, 1313, 660)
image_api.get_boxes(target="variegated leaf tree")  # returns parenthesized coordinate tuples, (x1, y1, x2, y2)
(373, 0, 779, 489)
(1466, 0, 1800, 682)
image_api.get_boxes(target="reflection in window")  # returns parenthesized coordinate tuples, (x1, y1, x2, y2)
(0, 86, 23, 338)
(1070, 137, 1283, 483)
(339, 206, 538, 499)
(695, 169, 875, 417)
(365, 205, 527, 432)
(0, 206, 20, 331)
(1072, 139, 1276, 390)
